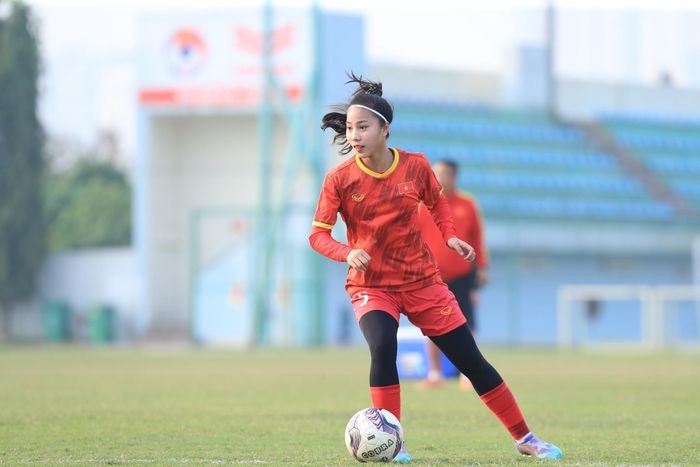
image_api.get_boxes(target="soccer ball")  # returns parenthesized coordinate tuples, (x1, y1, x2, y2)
(344, 408, 404, 463)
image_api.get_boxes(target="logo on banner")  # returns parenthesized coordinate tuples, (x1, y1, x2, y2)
(234, 23, 294, 55)
(164, 28, 207, 73)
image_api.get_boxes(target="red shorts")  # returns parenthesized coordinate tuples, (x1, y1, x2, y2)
(346, 282, 467, 337)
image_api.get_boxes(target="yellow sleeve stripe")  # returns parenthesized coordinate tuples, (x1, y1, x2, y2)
(312, 220, 334, 230)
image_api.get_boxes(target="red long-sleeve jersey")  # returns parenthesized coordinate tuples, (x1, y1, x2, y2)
(309, 148, 457, 291)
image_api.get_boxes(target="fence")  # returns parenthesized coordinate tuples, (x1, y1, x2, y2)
(557, 284, 700, 349)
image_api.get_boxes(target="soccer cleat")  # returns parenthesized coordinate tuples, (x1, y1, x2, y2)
(393, 445, 412, 463)
(515, 433, 563, 460)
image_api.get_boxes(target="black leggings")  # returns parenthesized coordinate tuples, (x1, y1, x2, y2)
(359, 310, 503, 395)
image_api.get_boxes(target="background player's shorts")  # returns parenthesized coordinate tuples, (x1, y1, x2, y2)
(347, 282, 466, 337)
(446, 267, 478, 331)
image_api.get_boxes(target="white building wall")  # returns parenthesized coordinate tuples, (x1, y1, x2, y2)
(146, 114, 294, 332)
(37, 248, 138, 340)
(556, 79, 700, 121)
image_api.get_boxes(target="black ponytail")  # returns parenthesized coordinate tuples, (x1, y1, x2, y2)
(321, 71, 394, 155)
(321, 107, 350, 154)
(348, 71, 383, 97)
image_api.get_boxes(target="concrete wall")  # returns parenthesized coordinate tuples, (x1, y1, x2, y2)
(145, 114, 316, 333)
(319, 250, 695, 347)
(21, 248, 139, 341)
(185, 210, 698, 347)
(478, 252, 694, 345)
(557, 79, 700, 121)
(372, 62, 700, 123)
(371, 64, 503, 105)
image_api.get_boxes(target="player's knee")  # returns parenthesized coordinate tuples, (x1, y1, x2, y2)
(360, 311, 398, 359)
(367, 335, 397, 360)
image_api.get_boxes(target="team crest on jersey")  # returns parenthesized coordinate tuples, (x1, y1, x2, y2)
(439, 306, 452, 316)
(397, 180, 415, 195)
(352, 193, 365, 202)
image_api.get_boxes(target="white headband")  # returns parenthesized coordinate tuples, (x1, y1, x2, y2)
(349, 104, 389, 124)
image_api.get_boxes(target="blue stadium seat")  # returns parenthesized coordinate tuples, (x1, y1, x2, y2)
(387, 101, 691, 222)
(601, 113, 700, 213)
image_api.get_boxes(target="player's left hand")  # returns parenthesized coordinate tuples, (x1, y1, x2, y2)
(447, 237, 476, 262)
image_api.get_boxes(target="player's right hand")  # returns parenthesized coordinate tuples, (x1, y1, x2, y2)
(347, 249, 371, 272)
(447, 237, 476, 262)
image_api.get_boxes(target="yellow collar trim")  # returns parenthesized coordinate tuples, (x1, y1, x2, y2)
(354, 148, 399, 179)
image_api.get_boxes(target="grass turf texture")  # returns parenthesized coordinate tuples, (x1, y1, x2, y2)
(1, 347, 698, 465)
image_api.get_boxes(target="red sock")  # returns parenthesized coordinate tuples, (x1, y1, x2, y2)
(479, 382, 530, 440)
(369, 384, 401, 421)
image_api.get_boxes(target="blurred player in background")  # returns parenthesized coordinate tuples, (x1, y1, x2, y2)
(309, 72, 563, 462)
(419, 160, 489, 390)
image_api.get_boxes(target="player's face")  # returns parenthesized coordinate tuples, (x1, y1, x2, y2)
(433, 162, 456, 192)
(346, 107, 388, 157)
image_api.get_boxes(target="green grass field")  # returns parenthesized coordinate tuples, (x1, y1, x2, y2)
(1, 346, 699, 465)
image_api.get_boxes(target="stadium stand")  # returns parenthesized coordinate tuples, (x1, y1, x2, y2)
(600, 114, 700, 211)
(390, 100, 699, 223)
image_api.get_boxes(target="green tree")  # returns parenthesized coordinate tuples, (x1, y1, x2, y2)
(44, 159, 131, 251)
(0, 0, 44, 338)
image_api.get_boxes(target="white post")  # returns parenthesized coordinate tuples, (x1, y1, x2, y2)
(693, 237, 700, 343)
(557, 287, 572, 349)
(693, 236, 700, 286)
(648, 288, 663, 350)
(640, 287, 651, 348)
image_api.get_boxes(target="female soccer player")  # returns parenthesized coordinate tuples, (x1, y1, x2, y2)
(309, 73, 563, 463)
